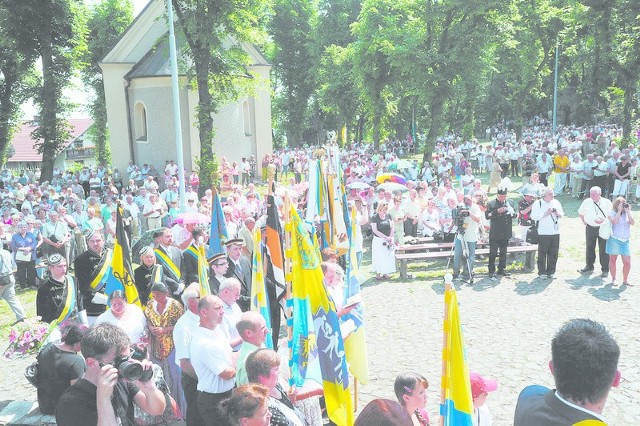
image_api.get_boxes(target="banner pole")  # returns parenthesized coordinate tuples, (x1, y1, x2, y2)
(440, 274, 452, 426)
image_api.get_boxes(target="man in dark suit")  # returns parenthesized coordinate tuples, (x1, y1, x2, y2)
(514, 319, 620, 426)
(485, 184, 517, 279)
(182, 228, 207, 285)
(153, 228, 184, 296)
(207, 253, 228, 295)
(224, 239, 251, 311)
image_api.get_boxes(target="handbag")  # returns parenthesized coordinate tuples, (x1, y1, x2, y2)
(526, 223, 539, 244)
(24, 360, 39, 387)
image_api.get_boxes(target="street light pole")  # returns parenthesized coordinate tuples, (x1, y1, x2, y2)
(552, 40, 559, 135)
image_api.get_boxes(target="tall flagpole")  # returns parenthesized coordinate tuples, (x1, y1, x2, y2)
(166, 0, 187, 212)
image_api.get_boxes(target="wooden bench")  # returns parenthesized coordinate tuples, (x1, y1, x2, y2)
(395, 239, 538, 279)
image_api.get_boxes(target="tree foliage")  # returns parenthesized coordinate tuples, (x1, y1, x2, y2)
(171, 0, 270, 191)
(83, 0, 134, 167)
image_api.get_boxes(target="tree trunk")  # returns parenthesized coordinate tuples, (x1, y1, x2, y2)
(421, 95, 445, 167)
(0, 74, 17, 165)
(622, 78, 633, 141)
(39, 27, 57, 183)
(93, 83, 110, 165)
(194, 56, 215, 190)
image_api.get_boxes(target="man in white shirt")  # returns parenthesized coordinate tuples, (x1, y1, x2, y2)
(217, 278, 243, 351)
(173, 285, 203, 426)
(577, 186, 612, 277)
(143, 194, 165, 230)
(536, 153, 553, 187)
(531, 188, 564, 279)
(190, 295, 235, 426)
(452, 195, 482, 283)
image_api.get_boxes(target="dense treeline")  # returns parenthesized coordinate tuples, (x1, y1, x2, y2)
(1, 0, 638, 180)
(269, 0, 640, 158)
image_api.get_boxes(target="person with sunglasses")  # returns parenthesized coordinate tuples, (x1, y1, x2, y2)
(55, 323, 166, 426)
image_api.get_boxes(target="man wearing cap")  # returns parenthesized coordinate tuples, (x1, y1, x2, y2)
(74, 231, 111, 324)
(190, 295, 235, 426)
(514, 318, 619, 426)
(224, 239, 252, 312)
(485, 184, 517, 278)
(37, 254, 88, 325)
(153, 228, 185, 296)
(173, 285, 204, 426)
(471, 372, 497, 426)
(207, 253, 228, 295)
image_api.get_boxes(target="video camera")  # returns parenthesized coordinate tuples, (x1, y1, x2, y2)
(452, 205, 470, 234)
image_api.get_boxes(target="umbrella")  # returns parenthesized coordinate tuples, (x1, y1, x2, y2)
(176, 212, 211, 225)
(131, 228, 162, 264)
(388, 159, 413, 171)
(378, 182, 408, 192)
(347, 182, 371, 190)
(377, 172, 407, 185)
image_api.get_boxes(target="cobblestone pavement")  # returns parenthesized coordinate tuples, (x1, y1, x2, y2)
(2, 205, 640, 425)
(356, 267, 640, 425)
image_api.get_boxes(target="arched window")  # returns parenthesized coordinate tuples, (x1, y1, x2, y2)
(134, 102, 148, 142)
(242, 100, 252, 136)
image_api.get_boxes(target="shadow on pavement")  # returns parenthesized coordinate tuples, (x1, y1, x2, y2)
(565, 275, 606, 290)
(513, 277, 552, 295)
(588, 283, 628, 301)
(471, 276, 501, 292)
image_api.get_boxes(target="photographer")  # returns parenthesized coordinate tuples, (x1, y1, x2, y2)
(56, 323, 166, 426)
(485, 185, 517, 278)
(452, 194, 482, 283)
(531, 188, 564, 279)
(606, 197, 634, 286)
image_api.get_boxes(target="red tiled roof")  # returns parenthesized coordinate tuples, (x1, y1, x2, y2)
(9, 118, 94, 162)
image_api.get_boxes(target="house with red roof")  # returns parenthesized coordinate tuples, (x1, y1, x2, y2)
(7, 118, 95, 170)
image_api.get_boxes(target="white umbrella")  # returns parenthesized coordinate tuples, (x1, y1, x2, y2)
(347, 182, 371, 190)
(378, 182, 408, 192)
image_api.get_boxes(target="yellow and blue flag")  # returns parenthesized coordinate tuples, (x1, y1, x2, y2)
(286, 206, 354, 426)
(106, 204, 141, 307)
(250, 227, 273, 349)
(207, 192, 228, 257)
(197, 243, 210, 296)
(440, 284, 473, 425)
(342, 206, 369, 384)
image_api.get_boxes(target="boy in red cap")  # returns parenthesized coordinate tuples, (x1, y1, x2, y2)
(470, 372, 498, 426)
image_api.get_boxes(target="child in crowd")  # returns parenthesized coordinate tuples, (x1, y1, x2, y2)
(471, 372, 498, 426)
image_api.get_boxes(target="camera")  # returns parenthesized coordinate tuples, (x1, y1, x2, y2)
(118, 361, 154, 382)
(623, 203, 629, 209)
(453, 205, 470, 233)
(551, 208, 557, 213)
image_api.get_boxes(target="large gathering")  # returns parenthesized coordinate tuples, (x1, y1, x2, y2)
(0, 116, 637, 425)
(2, 0, 640, 424)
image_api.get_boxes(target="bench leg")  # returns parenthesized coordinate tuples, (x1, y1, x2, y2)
(400, 259, 408, 280)
(525, 251, 536, 271)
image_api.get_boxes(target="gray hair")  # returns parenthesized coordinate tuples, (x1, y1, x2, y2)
(219, 277, 241, 292)
(181, 286, 200, 305)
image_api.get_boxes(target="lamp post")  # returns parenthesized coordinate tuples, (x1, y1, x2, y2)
(552, 40, 559, 135)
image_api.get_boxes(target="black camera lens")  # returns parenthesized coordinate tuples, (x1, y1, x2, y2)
(118, 361, 154, 382)
(623, 203, 629, 208)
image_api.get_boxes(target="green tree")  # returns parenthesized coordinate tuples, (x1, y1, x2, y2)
(83, 0, 134, 167)
(269, 0, 317, 146)
(172, 0, 269, 190)
(0, 2, 38, 165)
(13, 0, 88, 182)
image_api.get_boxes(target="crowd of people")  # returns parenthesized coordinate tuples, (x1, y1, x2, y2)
(0, 115, 636, 425)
